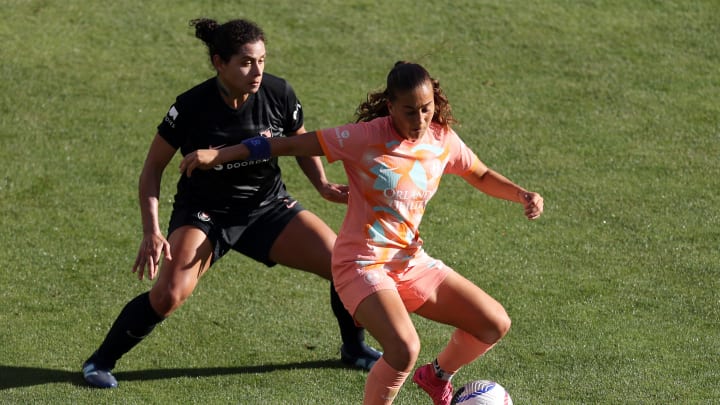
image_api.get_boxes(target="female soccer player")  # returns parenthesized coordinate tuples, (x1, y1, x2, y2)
(180, 61, 544, 404)
(81, 18, 380, 389)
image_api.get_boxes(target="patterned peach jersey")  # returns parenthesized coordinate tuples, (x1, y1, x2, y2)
(317, 116, 481, 273)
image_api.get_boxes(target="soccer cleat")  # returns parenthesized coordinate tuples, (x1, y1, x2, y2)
(82, 360, 118, 388)
(340, 343, 382, 371)
(413, 363, 453, 405)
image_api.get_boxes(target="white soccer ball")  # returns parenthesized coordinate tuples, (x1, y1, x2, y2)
(451, 380, 513, 405)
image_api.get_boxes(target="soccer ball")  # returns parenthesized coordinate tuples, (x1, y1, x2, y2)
(450, 380, 513, 405)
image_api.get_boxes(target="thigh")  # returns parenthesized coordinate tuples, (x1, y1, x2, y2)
(149, 225, 214, 316)
(414, 271, 510, 343)
(268, 210, 335, 279)
(354, 290, 420, 372)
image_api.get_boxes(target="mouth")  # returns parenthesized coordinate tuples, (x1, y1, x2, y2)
(405, 129, 423, 140)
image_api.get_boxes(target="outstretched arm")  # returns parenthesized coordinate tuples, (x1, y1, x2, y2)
(179, 131, 324, 177)
(462, 161, 544, 220)
(291, 127, 349, 204)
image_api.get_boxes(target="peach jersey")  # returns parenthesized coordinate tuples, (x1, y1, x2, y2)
(317, 116, 481, 271)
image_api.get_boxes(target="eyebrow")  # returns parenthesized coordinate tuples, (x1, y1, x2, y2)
(238, 53, 266, 61)
(402, 100, 433, 110)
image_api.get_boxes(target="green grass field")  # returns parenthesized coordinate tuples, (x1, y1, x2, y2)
(1, 0, 718, 403)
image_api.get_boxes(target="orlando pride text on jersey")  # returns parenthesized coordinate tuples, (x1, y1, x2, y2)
(157, 74, 304, 211)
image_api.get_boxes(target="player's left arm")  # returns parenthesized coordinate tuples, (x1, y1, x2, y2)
(462, 161, 544, 220)
(291, 126, 349, 204)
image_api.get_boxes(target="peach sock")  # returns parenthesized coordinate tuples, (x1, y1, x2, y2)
(436, 329, 496, 374)
(363, 357, 410, 405)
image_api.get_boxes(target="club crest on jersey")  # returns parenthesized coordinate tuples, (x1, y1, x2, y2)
(196, 211, 211, 222)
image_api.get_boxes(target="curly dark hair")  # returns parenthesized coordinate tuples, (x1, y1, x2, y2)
(355, 61, 456, 130)
(190, 18, 265, 64)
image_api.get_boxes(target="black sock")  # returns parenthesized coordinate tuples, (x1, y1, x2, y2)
(92, 292, 165, 369)
(330, 282, 366, 351)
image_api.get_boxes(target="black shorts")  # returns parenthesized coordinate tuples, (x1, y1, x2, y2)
(167, 197, 305, 267)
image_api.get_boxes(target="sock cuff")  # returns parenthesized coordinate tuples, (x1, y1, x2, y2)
(433, 358, 455, 381)
(138, 291, 166, 323)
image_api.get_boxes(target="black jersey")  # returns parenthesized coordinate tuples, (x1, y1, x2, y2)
(157, 74, 304, 212)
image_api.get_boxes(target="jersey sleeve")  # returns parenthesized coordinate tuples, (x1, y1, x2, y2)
(443, 130, 481, 176)
(316, 121, 372, 163)
(156, 99, 187, 149)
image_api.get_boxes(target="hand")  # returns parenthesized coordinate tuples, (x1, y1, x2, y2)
(132, 233, 172, 280)
(521, 191, 544, 220)
(179, 149, 221, 177)
(318, 182, 350, 204)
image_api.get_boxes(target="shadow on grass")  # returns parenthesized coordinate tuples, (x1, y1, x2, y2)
(0, 359, 348, 389)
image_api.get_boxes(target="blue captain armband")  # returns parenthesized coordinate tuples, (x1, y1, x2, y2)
(242, 136, 272, 160)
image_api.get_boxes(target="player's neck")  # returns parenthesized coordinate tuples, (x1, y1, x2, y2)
(216, 77, 248, 110)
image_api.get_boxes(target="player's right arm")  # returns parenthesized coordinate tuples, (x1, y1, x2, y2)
(179, 131, 324, 176)
(133, 134, 176, 280)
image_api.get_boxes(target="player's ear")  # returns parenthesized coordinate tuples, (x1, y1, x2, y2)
(386, 100, 394, 115)
(211, 54, 225, 72)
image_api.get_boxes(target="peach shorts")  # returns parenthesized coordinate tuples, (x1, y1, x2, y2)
(333, 251, 452, 316)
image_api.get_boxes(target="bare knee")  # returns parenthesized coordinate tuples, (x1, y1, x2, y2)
(483, 310, 512, 343)
(381, 332, 422, 372)
(149, 282, 192, 317)
(468, 306, 512, 344)
(494, 311, 512, 340)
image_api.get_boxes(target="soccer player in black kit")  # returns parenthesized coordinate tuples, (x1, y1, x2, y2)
(81, 17, 381, 388)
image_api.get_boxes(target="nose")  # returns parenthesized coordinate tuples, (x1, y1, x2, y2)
(251, 61, 263, 76)
(411, 112, 424, 127)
